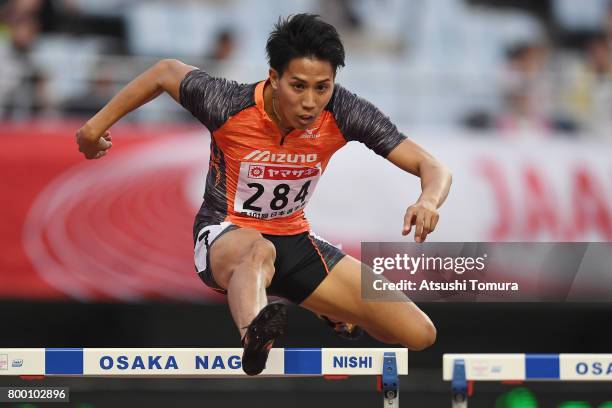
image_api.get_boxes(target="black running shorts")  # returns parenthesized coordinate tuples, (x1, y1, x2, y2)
(194, 222, 346, 304)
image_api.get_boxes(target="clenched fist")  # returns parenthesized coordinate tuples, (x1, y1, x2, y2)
(76, 125, 113, 159)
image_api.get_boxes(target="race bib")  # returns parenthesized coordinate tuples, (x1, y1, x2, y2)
(234, 162, 321, 220)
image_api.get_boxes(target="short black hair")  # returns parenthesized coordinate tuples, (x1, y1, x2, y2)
(266, 14, 345, 77)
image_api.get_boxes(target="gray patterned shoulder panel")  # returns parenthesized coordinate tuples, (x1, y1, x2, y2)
(327, 84, 406, 157)
(179, 69, 256, 132)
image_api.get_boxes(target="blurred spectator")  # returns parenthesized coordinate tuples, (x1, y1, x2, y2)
(62, 63, 116, 118)
(318, 0, 362, 31)
(3, 0, 42, 17)
(0, 0, 50, 119)
(207, 28, 236, 61)
(607, 4, 612, 46)
(563, 33, 612, 138)
(496, 42, 554, 137)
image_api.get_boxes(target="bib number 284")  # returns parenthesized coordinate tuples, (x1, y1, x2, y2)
(234, 163, 320, 220)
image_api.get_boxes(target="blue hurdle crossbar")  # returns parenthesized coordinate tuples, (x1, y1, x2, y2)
(444, 354, 612, 382)
(0, 348, 407, 377)
(444, 354, 612, 407)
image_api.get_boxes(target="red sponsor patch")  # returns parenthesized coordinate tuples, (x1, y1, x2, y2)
(248, 165, 319, 180)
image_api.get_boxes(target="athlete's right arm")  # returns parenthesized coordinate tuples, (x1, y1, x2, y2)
(76, 59, 197, 159)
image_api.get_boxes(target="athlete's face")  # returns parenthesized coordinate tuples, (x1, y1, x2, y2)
(270, 57, 335, 130)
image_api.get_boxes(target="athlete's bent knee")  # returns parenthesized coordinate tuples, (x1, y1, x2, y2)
(246, 238, 276, 264)
(237, 238, 276, 284)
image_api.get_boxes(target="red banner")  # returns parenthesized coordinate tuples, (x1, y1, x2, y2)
(0, 121, 225, 302)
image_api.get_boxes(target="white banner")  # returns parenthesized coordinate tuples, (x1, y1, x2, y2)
(309, 133, 612, 244)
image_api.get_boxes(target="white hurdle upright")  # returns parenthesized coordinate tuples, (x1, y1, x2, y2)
(443, 353, 612, 407)
(0, 348, 407, 407)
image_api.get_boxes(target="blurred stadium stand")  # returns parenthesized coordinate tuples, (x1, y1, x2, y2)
(0, 0, 610, 136)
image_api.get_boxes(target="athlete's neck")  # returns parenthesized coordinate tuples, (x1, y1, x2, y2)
(263, 81, 294, 136)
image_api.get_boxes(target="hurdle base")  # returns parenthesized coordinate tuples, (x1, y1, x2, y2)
(20, 376, 46, 380)
(381, 352, 400, 408)
(451, 359, 468, 408)
(323, 375, 349, 380)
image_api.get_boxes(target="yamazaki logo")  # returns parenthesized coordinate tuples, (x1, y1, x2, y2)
(477, 160, 612, 240)
(248, 165, 319, 180)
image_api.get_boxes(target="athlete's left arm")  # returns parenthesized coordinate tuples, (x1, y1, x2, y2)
(386, 139, 452, 243)
(328, 85, 451, 242)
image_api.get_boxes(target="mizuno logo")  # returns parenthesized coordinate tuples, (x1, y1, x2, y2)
(243, 150, 317, 163)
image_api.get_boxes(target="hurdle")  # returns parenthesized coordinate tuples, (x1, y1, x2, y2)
(444, 354, 612, 407)
(0, 348, 407, 407)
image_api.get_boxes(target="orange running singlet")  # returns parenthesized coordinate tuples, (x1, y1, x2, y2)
(180, 70, 406, 237)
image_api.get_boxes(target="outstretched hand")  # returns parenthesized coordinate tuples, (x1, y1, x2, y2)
(76, 126, 113, 159)
(402, 200, 439, 243)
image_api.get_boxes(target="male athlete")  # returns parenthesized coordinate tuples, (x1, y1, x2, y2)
(76, 14, 452, 376)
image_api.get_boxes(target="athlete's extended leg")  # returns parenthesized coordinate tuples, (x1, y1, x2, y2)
(206, 228, 288, 375)
(208, 228, 277, 338)
(300, 255, 436, 350)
